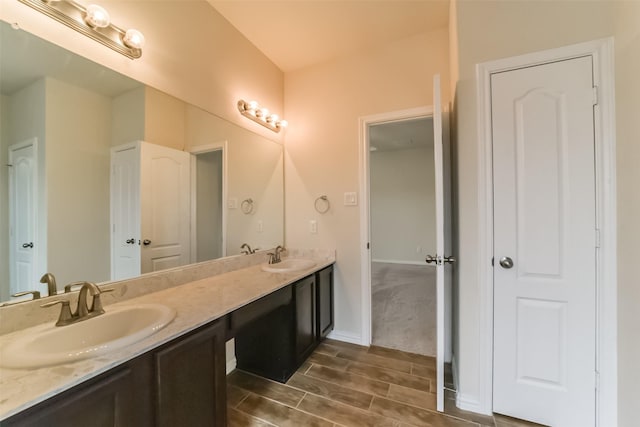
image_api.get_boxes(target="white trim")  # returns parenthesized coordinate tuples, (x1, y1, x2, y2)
(327, 330, 366, 346)
(189, 141, 228, 259)
(225, 357, 237, 375)
(371, 258, 434, 266)
(359, 106, 435, 348)
(476, 38, 617, 424)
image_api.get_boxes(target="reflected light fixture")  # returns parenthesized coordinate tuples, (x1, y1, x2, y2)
(237, 100, 288, 133)
(17, 0, 145, 59)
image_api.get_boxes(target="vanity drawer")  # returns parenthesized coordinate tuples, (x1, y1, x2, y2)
(227, 285, 292, 336)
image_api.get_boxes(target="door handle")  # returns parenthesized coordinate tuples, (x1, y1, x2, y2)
(499, 257, 514, 269)
(125, 238, 135, 244)
(143, 239, 152, 246)
(443, 256, 456, 264)
(22, 242, 34, 249)
(425, 255, 438, 264)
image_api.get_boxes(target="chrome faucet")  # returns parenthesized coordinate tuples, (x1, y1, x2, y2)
(240, 243, 255, 255)
(40, 273, 58, 297)
(41, 282, 112, 327)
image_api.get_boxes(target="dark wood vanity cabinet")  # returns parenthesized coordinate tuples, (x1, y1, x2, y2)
(295, 275, 317, 365)
(1, 355, 154, 427)
(316, 265, 334, 339)
(235, 264, 334, 383)
(154, 319, 226, 427)
(3, 319, 226, 427)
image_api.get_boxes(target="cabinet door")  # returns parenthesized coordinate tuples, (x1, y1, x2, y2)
(295, 275, 317, 364)
(2, 357, 152, 427)
(316, 265, 334, 339)
(154, 319, 226, 427)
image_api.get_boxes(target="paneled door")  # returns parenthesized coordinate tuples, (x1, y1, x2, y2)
(111, 144, 141, 281)
(492, 57, 597, 426)
(8, 139, 39, 296)
(140, 142, 191, 273)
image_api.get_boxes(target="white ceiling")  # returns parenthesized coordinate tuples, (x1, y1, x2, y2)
(207, 0, 450, 72)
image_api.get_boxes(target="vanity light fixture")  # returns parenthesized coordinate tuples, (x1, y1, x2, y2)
(237, 100, 288, 133)
(17, 0, 145, 59)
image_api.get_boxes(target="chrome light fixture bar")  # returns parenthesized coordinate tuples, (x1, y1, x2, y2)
(17, 0, 144, 59)
(237, 100, 288, 133)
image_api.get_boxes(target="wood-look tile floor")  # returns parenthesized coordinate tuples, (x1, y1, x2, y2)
(227, 339, 544, 427)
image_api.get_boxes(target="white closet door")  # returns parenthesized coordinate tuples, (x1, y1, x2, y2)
(492, 57, 597, 426)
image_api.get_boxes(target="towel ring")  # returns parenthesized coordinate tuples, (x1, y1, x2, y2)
(314, 195, 330, 214)
(241, 198, 254, 214)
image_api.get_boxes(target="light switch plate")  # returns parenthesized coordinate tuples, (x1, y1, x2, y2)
(227, 198, 237, 209)
(344, 192, 358, 206)
(310, 220, 317, 234)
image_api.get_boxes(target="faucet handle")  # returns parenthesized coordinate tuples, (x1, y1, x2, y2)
(267, 253, 275, 264)
(41, 300, 74, 326)
(64, 281, 85, 293)
(12, 290, 41, 300)
(90, 287, 113, 314)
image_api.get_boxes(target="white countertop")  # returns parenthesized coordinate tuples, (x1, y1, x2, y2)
(0, 257, 334, 421)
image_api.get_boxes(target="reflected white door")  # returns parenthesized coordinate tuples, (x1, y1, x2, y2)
(140, 142, 191, 273)
(8, 139, 38, 296)
(432, 74, 452, 412)
(492, 57, 596, 426)
(111, 145, 141, 281)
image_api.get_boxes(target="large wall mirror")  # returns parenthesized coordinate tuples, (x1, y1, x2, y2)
(0, 21, 284, 302)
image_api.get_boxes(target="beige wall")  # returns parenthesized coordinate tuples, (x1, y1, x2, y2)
(451, 0, 639, 422)
(46, 78, 112, 286)
(284, 29, 450, 341)
(144, 86, 185, 151)
(112, 86, 145, 146)
(370, 146, 436, 263)
(0, 0, 284, 143)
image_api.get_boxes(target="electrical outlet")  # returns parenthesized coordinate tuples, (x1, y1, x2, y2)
(310, 220, 317, 234)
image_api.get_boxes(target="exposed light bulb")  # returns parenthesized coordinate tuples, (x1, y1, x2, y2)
(84, 4, 110, 28)
(123, 29, 145, 49)
(279, 120, 288, 128)
(268, 114, 279, 124)
(248, 100, 259, 111)
(259, 108, 269, 120)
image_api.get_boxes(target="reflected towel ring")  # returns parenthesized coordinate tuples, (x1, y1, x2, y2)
(314, 195, 330, 214)
(241, 198, 254, 214)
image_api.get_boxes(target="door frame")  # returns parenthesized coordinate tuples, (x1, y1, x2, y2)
(189, 141, 228, 261)
(358, 106, 434, 348)
(475, 38, 617, 424)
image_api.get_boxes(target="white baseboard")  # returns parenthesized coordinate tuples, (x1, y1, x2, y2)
(456, 392, 492, 416)
(372, 258, 430, 266)
(327, 330, 368, 347)
(226, 357, 237, 375)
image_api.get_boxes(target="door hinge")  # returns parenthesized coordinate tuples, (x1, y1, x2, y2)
(592, 86, 599, 106)
(595, 229, 601, 248)
(595, 371, 600, 391)
(367, 242, 370, 250)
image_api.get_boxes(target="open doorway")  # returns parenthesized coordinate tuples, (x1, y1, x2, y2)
(190, 141, 227, 262)
(369, 117, 437, 356)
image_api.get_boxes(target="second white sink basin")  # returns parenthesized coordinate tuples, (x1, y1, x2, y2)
(0, 303, 175, 369)
(261, 258, 316, 273)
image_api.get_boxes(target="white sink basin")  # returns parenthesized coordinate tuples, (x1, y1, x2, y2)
(0, 303, 176, 369)
(261, 258, 316, 273)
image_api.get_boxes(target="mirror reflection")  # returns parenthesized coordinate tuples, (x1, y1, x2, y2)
(0, 21, 284, 302)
